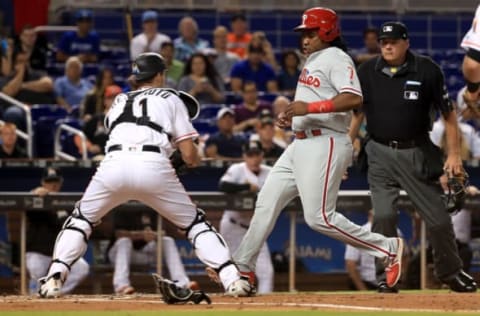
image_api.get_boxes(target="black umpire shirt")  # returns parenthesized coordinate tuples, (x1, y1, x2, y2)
(357, 50, 453, 141)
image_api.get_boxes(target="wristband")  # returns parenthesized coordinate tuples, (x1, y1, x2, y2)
(307, 99, 335, 114)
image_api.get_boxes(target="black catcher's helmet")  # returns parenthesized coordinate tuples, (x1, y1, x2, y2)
(132, 52, 166, 81)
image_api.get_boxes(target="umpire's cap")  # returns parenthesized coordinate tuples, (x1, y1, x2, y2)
(42, 167, 63, 183)
(132, 52, 166, 81)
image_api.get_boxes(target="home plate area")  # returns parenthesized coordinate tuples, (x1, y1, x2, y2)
(0, 292, 479, 312)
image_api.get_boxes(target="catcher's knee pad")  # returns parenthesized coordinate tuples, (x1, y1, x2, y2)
(184, 209, 226, 249)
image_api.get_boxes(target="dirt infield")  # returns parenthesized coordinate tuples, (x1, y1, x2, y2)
(0, 292, 479, 312)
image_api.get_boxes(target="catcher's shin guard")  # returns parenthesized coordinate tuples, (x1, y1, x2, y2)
(49, 204, 94, 278)
(152, 274, 211, 304)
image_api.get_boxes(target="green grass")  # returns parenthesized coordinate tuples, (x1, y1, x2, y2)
(0, 312, 475, 316)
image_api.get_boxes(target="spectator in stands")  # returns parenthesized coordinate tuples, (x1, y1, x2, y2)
(456, 86, 480, 130)
(460, 5, 480, 111)
(130, 10, 171, 60)
(0, 36, 13, 76)
(212, 26, 240, 86)
(271, 95, 293, 147)
(218, 140, 274, 294)
(27, 168, 89, 295)
(177, 53, 224, 104)
(276, 50, 301, 97)
(204, 107, 245, 158)
(108, 210, 198, 295)
(227, 13, 252, 59)
(1, 51, 55, 129)
(76, 84, 121, 158)
(14, 24, 48, 71)
(230, 44, 278, 93)
(250, 31, 278, 72)
(251, 110, 284, 160)
(353, 27, 380, 65)
(430, 116, 480, 160)
(0, 122, 27, 158)
(159, 41, 184, 88)
(173, 16, 209, 63)
(81, 67, 115, 121)
(56, 9, 100, 63)
(233, 81, 272, 133)
(54, 56, 93, 111)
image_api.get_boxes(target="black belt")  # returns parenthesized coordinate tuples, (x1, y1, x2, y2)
(229, 218, 249, 229)
(371, 135, 427, 149)
(107, 144, 161, 153)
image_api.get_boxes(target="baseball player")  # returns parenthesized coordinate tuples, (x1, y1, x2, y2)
(461, 4, 480, 106)
(28, 168, 89, 295)
(38, 52, 251, 298)
(231, 7, 404, 291)
(218, 140, 274, 294)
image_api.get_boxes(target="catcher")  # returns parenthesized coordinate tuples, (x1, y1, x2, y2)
(38, 52, 252, 298)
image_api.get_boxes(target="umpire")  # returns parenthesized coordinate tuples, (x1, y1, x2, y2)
(350, 21, 477, 293)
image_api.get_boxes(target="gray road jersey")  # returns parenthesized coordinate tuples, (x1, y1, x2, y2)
(292, 47, 362, 133)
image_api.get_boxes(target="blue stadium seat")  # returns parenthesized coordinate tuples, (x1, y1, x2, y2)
(55, 118, 85, 159)
(31, 104, 68, 121)
(224, 92, 243, 105)
(198, 104, 223, 120)
(193, 119, 218, 135)
(258, 92, 279, 103)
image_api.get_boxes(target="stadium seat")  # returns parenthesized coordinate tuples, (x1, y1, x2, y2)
(198, 104, 224, 120)
(193, 119, 218, 135)
(55, 118, 84, 159)
(31, 104, 68, 121)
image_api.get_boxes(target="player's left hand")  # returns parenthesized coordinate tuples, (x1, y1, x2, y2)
(276, 112, 291, 128)
(285, 101, 309, 118)
(443, 153, 463, 178)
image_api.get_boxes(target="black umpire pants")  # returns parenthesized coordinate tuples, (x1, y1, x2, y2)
(365, 140, 462, 282)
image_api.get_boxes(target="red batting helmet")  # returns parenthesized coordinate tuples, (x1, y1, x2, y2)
(294, 7, 340, 42)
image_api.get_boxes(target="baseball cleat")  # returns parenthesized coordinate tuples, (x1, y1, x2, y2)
(385, 238, 404, 288)
(38, 272, 63, 298)
(225, 276, 254, 297)
(239, 271, 257, 295)
(115, 285, 136, 295)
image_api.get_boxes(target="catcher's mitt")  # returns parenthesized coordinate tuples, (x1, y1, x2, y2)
(152, 274, 211, 305)
(445, 171, 469, 214)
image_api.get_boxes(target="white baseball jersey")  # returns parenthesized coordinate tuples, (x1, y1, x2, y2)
(461, 5, 480, 51)
(106, 87, 199, 158)
(429, 118, 480, 159)
(220, 162, 271, 224)
(130, 33, 172, 60)
(292, 47, 362, 133)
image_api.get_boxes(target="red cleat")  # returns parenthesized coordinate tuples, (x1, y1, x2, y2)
(385, 238, 404, 288)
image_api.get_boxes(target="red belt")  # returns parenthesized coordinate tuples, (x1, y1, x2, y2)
(295, 129, 322, 139)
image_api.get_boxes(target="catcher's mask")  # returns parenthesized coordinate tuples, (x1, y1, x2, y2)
(446, 172, 469, 214)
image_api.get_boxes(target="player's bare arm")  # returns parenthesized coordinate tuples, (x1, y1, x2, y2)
(177, 138, 201, 167)
(348, 111, 365, 142)
(285, 92, 362, 118)
(442, 110, 464, 177)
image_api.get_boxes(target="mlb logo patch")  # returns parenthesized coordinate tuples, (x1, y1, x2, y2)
(383, 25, 393, 32)
(404, 91, 419, 100)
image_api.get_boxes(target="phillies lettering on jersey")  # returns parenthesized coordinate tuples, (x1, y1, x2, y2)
(299, 68, 321, 87)
(293, 47, 363, 133)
